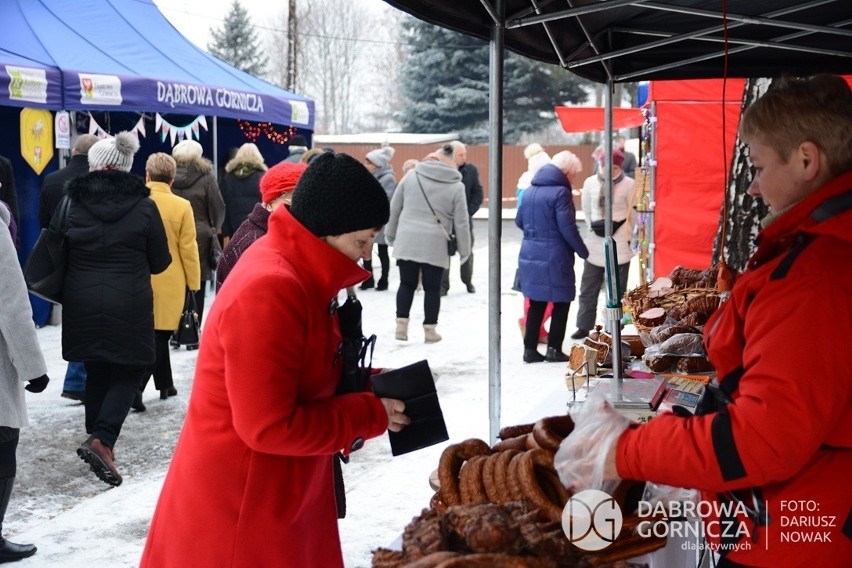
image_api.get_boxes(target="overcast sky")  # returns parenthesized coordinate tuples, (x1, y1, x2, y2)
(154, 0, 391, 52)
(154, 0, 278, 48)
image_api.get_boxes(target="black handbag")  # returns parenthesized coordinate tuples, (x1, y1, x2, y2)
(208, 229, 223, 268)
(414, 173, 458, 256)
(589, 218, 626, 237)
(24, 195, 71, 304)
(173, 291, 200, 346)
(446, 229, 458, 256)
(333, 287, 377, 519)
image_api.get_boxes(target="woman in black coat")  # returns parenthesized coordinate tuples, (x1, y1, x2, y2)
(63, 133, 171, 487)
(220, 142, 267, 238)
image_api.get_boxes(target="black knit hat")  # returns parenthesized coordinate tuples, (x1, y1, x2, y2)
(290, 152, 390, 237)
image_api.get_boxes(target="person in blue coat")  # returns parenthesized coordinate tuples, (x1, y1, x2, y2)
(515, 152, 589, 363)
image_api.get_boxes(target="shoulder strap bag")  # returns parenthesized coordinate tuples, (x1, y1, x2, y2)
(414, 173, 457, 256)
(24, 195, 72, 304)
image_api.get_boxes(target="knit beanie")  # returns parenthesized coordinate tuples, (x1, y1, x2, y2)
(528, 148, 551, 174)
(88, 132, 139, 172)
(290, 152, 390, 237)
(172, 139, 204, 161)
(289, 134, 308, 148)
(366, 146, 395, 168)
(260, 161, 308, 204)
(598, 147, 625, 168)
(524, 142, 545, 160)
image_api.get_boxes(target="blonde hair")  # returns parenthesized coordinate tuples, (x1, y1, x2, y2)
(145, 152, 176, 183)
(402, 159, 419, 174)
(551, 150, 583, 177)
(225, 143, 267, 173)
(300, 148, 326, 164)
(740, 74, 852, 176)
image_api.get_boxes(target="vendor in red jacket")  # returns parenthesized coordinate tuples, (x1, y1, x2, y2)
(560, 74, 852, 567)
(141, 152, 410, 568)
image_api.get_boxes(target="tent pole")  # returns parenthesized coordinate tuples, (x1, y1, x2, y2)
(487, 0, 505, 444)
(604, 81, 613, 246)
(212, 116, 219, 175)
(649, 101, 658, 279)
(604, 78, 624, 387)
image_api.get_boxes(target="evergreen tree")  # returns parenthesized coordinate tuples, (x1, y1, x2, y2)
(208, 0, 268, 76)
(398, 17, 588, 142)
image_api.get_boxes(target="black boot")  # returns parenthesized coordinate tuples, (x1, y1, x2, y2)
(523, 348, 545, 363)
(570, 329, 589, 340)
(359, 260, 374, 290)
(376, 263, 389, 291)
(131, 391, 146, 412)
(545, 347, 570, 362)
(0, 477, 37, 563)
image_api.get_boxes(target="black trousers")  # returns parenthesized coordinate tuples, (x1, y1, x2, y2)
(525, 300, 570, 350)
(141, 330, 174, 393)
(84, 361, 149, 449)
(0, 428, 18, 478)
(193, 282, 208, 325)
(376, 244, 390, 281)
(442, 216, 474, 291)
(396, 260, 444, 325)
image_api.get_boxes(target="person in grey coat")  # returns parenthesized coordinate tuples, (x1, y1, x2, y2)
(361, 146, 397, 291)
(0, 202, 49, 563)
(385, 145, 470, 343)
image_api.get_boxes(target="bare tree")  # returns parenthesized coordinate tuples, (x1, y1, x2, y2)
(712, 78, 774, 272)
(264, 9, 290, 89)
(286, 0, 298, 92)
(262, 0, 398, 132)
(356, 6, 406, 132)
(297, 0, 376, 133)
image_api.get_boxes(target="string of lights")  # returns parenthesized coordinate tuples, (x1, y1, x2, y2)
(237, 120, 298, 144)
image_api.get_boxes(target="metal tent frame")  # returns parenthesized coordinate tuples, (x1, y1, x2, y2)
(382, 0, 852, 440)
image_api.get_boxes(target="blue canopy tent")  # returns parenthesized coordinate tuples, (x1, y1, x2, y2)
(0, 0, 314, 325)
(0, 0, 314, 126)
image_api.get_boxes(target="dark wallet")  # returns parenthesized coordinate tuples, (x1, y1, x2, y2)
(370, 360, 449, 456)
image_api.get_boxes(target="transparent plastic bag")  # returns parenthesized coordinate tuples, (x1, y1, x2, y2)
(642, 482, 700, 515)
(644, 333, 705, 358)
(554, 392, 631, 495)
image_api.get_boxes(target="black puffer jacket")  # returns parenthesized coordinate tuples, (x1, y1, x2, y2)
(220, 163, 264, 237)
(62, 171, 171, 365)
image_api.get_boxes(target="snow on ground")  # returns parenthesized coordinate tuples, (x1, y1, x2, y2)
(6, 218, 625, 568)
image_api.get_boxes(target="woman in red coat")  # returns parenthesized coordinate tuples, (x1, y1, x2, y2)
(141, 152, 409, 567)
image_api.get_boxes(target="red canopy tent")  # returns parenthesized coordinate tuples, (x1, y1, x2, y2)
(555, 106, 645, 133)
(648, 78, 745, 277)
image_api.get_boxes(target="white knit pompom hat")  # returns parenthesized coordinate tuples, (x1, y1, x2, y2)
(366, 145, 395, 168)
(88, 132, 139, 172)
(172, 139, 204, 162)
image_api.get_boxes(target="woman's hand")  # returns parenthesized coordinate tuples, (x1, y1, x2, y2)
(381, 398, 411, 432)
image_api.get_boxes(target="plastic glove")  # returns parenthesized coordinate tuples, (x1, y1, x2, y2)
(642, 482, 700, 516)
(25, 374, 50, 393)
(554, 391, 631, 494)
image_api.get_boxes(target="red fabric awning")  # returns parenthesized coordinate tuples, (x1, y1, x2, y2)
(648, 78, 746, 102)
(554, 106, 645, 133)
